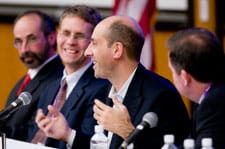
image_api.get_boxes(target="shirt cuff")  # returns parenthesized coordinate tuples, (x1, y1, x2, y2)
(67, 129, 76, 149)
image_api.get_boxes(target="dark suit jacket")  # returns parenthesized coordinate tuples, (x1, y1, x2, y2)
(192, 82, 225, 149)
(1, 55, 64, 141)
(108, 64, 190, 149)
(28, 65, 110, 149)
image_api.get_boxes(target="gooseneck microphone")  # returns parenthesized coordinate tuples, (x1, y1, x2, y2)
(0, 92, 32, 120)
(119, 112, 158, 149)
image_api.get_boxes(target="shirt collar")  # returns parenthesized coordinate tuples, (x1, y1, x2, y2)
(108, 67, 137, 103)
(198, 83, 213, 104)
(61, 62, 92, 98)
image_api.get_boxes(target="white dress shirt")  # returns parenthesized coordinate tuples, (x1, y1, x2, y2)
(107, 67, 137, 148)
(64, 62, 92, 148)
(198, 83, 212, 104)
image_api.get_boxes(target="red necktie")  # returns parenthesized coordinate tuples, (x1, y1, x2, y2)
(31, 79, 67, 144)
(16, 74, 31, 96)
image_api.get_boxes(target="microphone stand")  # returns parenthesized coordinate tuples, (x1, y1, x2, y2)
(0, 113, 10, 122)
(119, 141, 128, 149)
(0, 111, 11, 149)
(0, 119, 7, 149)
(1, 133, 6, 149)
(0, 107, 19, 121)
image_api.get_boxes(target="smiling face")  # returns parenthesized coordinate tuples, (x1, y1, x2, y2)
(57, 16, 93, 73)
(85, 21, 114, 79)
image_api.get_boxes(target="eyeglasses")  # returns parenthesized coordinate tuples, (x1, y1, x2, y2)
(13, 34, 41, 49)
(59, 31, 90, 41)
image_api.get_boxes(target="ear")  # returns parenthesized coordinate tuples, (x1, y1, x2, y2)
(112, 42, 124, 59)
(180, 69, 191, 86)
(47, 32, 57, 47)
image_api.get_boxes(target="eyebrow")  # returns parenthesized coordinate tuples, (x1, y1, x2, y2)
(14, 33, 35, 40)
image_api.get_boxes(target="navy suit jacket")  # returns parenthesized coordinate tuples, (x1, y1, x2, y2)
(1, 55, 64, 141)
(108, 64, 190, 149)
(192, 82, 225, 149)
(28, 65, 110, 149)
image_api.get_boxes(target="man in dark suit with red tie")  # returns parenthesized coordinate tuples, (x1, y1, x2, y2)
(0, 10, 64, 141)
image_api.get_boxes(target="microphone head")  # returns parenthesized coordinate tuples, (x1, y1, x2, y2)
(18, 92, 32, 105)
(142, 112, 158, 128)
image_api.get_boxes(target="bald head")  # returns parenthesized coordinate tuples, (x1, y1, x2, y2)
(94, 16, 144, 61)
(100, 16, 143, 35)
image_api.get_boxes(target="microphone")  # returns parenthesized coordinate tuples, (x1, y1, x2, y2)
(0, 92, 32, 120)
(119, 112, 158, 149)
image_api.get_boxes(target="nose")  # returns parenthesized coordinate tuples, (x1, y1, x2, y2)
(20, 41, 29, 53)
(66, 36, 78, 45)
(85, 44, 93, 57)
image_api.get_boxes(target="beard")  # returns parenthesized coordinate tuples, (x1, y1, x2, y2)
(20, 44, 50, 69)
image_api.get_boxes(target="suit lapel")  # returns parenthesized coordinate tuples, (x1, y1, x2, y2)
(13, 75, 40, 95)
(22, 56, 63, 94)
(110, 64, 145, 148)
(123, 64, 145, 123)
(60, 66, 94, 116)
(25, 78, 41, 93)
(41, 80, 61, 114)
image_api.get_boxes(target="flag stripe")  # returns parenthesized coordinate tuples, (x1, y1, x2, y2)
(126, 0, 148, 21)
(139, 0, 156, 35)
(112, 0, 129, 15)
(112, 0, 156, 70)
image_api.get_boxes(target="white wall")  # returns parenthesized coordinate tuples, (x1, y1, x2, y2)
(0, 0, 188, 10)
(157, 0, 188, 10)
(0, 0, 113, 7)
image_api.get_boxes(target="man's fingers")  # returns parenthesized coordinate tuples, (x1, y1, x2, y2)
(93, 104, 103, 116)
(48, 105, 60, 117)
(35, 109, 45, 123)
(112, 96, 126, 110)
(94, 99, 110, 111)
(37, 116, 51, 129)
(93, 112, 101, 124)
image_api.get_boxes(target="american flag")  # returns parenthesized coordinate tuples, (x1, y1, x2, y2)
(112, 0, 156, 70)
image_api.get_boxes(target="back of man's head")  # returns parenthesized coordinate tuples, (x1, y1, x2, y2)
(167, 28, 225, 83)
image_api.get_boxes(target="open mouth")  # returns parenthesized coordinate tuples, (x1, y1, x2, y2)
(64, 48, 79, 54)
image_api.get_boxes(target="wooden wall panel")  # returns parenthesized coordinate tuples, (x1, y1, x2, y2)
(0, 23, 26, 109)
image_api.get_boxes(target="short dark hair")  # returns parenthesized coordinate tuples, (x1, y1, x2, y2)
(167, 28, 225, 82)
(107, 21, 144, 61)
(59, 5, 102, 31)
(14, 10, 56, 49)
(14, 10, 56, 36)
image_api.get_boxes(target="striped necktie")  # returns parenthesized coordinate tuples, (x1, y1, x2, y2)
(31, 79, 67, 145)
